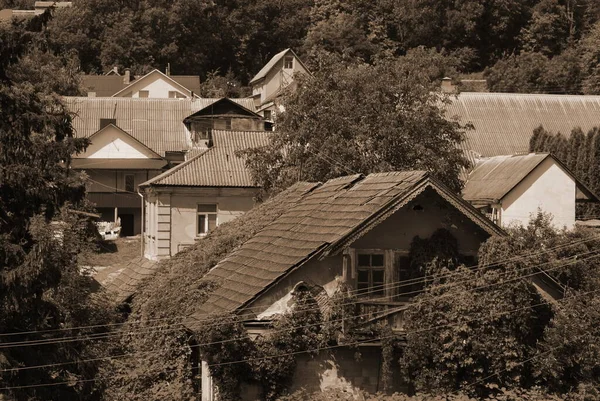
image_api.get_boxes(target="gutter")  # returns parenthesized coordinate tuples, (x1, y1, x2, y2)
(137, 188, 144, 258)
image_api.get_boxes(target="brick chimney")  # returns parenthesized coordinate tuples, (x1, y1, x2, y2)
(123, 68, 131, 85)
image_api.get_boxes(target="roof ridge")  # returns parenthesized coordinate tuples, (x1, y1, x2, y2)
(139, 147, 213, 187)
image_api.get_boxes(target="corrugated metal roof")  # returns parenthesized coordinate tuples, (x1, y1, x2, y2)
(64, 97, 258, 156)
(141, 130, 270, 187)
(249, 49, 290, 85)
(446, 92, 600, 158)
(462, 153, 600, 203)
(462, 153, 549, 202)
(185, 171, 502, 329)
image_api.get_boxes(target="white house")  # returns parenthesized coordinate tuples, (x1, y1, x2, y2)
(249, 49, 310, 121)
(462, 153, 599, 230)
(139, 130, 270, 260)
(112, 69, 199, 99)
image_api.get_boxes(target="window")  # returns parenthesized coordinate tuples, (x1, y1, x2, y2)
(284, 56, 294, 69)
(263, 110, 272, 120)
(100, 118, 116, 129)
(356, 253, 385, 297)
(190, 121, 211, 142)
(169, 91, 185, 98)
(138, 90, 149, 98)
(197, 204, 217, 236)
(124, 174, 135, 192)
(225, 118, 232, 130)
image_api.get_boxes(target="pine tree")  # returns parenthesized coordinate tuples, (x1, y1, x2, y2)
(0, 18, 115, 400)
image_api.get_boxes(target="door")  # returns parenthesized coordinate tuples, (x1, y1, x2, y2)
(119, 214, 134, 237)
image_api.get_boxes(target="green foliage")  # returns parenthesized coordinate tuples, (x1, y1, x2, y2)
(0, 18, 117, 400)
(244, 53, 469, 197)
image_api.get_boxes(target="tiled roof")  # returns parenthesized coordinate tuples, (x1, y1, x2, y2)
(170, 76, 201, 95)
(462, 153, 600, 203)
(249, 49, 290, 85)
(140, 130, 270, 187)
(446, 92, 600, 159)
(64, 97, 257, 156)
(185, 171, 503, 330)
(94, 257, 158, 303)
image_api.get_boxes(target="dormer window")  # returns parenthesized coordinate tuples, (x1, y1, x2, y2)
(190, 121, 211, 143)
(284, 56, 293, 69)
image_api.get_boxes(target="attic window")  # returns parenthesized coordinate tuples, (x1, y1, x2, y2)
(413, 204, 424, 211)
(264, 110, 272, 120)
(190, 121, 211, 142)
(169, 91, 185, 98)
(284, 56, 293, 69)
(138, 90, 149, 98)
(100, 118, 116, 129)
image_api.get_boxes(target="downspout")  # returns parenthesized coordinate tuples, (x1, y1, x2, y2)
(138, 188, 145, 258)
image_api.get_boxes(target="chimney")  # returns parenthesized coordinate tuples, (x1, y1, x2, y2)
(441, 77, 455, 93)
(166, 63, 171, 76)
(112, 66, 119, 75)
(123, 68, 131, 85)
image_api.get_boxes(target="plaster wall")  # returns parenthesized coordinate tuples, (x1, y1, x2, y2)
(82, 126, 158, 159)
(85, 169, 161, 193)
(144, 187, 257, 259)
(352, 187, 489, 255)
(259, 54, 309, 104)
(121, 74, 188, 98)
(501, 157, 576, 230)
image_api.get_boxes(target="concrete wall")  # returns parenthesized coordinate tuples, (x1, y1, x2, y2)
(501, 157, 576, 230)
(120, 73, 189, 98)
(144, 187, 258, 260)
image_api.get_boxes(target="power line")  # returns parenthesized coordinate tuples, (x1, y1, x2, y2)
(1, 232, 598, 340)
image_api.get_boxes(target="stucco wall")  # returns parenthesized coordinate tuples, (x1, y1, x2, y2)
(121, 74, 188, 98)
(501, 157, 576, 230)
(352, 187, 489, 255)
(144, 187, 258, 260)
(82, 125, 159, 158)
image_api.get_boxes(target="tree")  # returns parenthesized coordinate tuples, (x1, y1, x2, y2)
(244, 53, 470, 196)
(0, 19, 116, 400)
(520, 0, 570, 56)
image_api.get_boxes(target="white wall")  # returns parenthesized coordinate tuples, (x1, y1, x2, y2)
(501, 157, 576, 230)
(82, 125, 158, 159)
(144, 187, 258, 260)
(120, 73, 188, 98)
(257, 53, 309, 104)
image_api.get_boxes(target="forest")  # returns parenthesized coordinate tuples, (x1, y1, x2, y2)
(2, 0, 600, 94)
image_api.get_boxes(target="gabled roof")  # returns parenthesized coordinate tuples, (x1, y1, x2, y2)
(249, 49, 309, 85)
(81, 71, 201, 97)
(140, 130, 270, 188)
(184, 98, 262, 121)
(446, 92, 600, 160)
(83, 123, 164, 159)
(185, 172, 504, 329)
(63, 97, 257, 156)
(112, 69, 199, 98)
(462, 153, 600, 204)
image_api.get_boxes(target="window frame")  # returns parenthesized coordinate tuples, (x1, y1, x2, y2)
(197, 204, 218, 236)
(124, 174, 135, 192)
(283, 56, 294, 69)
(224, 118, 232, 130)
(138, 90, 149, 98)
(356, 251, 386, 298)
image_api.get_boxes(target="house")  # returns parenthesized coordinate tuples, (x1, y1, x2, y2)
(462, 153, 599, 230)
(81, 68, 201, 98)
(184, 171, 504, 397)
(0, 1, 71, 22)
(249, 49, 310, 121)
(66, 97, 262, 236)
(445, 92, 600, 165)
(140, 130, 270, 260)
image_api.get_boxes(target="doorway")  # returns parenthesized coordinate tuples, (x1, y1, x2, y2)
(118, 214, 134, 237)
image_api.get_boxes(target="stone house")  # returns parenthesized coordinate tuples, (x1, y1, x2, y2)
(462, 153, 599, 230)
(184, 171, 504, 398)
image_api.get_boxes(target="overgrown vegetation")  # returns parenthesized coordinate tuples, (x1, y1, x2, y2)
(0, 16, 117, 400)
